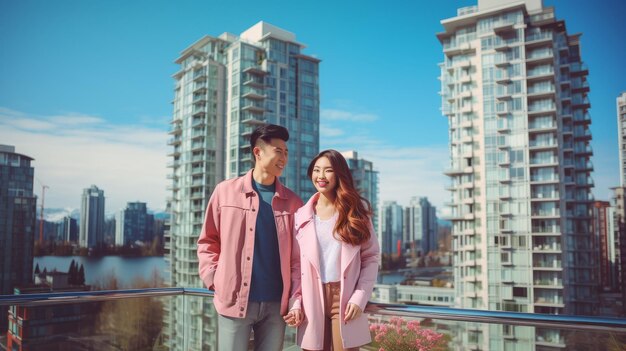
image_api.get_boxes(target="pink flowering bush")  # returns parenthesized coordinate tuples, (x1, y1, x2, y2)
(369, 317, 450, 351)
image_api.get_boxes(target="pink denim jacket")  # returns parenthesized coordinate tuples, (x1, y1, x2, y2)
(197, 169, 303, 318)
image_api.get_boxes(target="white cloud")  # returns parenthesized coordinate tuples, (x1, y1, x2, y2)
(49, 114, 105, 125)
(359, 146, 450, 210)
(321, 108, 378, 122)
(320, 125, 344, 138)
(0, 108, 169, 213)
(322, 135, 450, 212)
(319, 107, 450, 212)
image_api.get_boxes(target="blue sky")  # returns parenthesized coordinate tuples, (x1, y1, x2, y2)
(1, 0, 625, 213)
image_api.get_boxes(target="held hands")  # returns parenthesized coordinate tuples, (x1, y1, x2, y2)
(284, 308, 303, 327)
(344, 303, 362, 322)
(284, 303, 361, 327)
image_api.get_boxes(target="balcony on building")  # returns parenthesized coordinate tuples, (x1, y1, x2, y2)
(167, 135, 182, 146)
(528, 8, 556, 26)
(527, 64, 555, 82)
(241, 101, 265, 113)
(526, 47, 554, 65)
(192, 93, 207, 104)
(530, 171, 559, 184)
(529, 101, 557, 116)
(495, 70, 511, 84)
(570, 62, 589, 77)
(240, 125, 256, 138)
(242, 86, 266, 100)
(169, 120, 183, 135)
(243, 65, 268, 77)
(574, 143, 593, 156)
(529, 155, 558, 167)
(493, 22, 515, 35)
(571, 77, 590, 93)
(241, 112, 267, 126)
(192, 68, 207, 82)
(494, 37, 517, 52)
(444, 166, 473, 176)
(167, 147, 181, 158)
(446, 58, 472, 73)
(527, 83, 556, 99)
(529, 136, 558, 151)
(573, 128, 592, 141)
(525, 31, 553, 47)
(572, 95, 591, 109)
(192, 81, 207, 93)
(443, 41, 475, 57)
(531, 224, 561, 235)
(192, 105, 207, 117)
(533, 237, 562, 253)
(243, 75, 265, 88)
(528, 118, 557, 133)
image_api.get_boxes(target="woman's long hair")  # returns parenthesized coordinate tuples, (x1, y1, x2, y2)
(307, 149, 372, 245)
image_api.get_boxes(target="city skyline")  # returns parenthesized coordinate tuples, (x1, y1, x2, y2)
(1, 0, 624, 213)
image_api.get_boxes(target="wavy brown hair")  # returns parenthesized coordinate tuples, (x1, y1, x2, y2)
(307, 149, 372, 245)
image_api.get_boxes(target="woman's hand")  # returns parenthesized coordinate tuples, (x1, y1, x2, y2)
(283, 308, 303, 327)
(344, 303, 362, 322)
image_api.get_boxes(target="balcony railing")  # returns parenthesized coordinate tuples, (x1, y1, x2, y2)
(2, 288, 626, 350)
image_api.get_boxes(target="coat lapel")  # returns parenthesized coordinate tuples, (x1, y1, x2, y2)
(341, 242, 360, 274)
(296, 193, 322, 278)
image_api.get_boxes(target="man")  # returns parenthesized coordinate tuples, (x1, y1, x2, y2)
(197, 124, 303, 351)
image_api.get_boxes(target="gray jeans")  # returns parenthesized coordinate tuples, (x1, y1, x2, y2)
(217, 301, 286, 351)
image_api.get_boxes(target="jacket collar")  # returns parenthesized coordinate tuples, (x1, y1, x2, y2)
(295, 192, 320, 230)
(241, 169, 288, 199)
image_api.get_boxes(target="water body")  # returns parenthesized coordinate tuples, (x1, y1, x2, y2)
(34, 256, 169, 288)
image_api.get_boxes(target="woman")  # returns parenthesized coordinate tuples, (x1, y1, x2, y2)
(284, 149, 380, 351)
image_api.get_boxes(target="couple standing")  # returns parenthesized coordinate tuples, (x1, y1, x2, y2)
(197, 124, 380, 351)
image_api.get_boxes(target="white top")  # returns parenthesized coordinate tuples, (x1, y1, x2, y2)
(314, 212, 341, 283)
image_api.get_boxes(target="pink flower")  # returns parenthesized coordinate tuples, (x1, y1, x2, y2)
(370, 317, 448, 351)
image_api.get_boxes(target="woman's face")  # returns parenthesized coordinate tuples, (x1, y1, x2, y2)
(311, 156, 337, 196)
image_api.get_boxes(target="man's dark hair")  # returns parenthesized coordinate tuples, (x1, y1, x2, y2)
(250, 124, 289, 149)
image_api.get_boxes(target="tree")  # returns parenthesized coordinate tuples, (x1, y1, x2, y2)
(96, 274, 164, 350)
(68, 260, 77, 284)
(77, 264, 86, 285)
(34, 263, 40, 275)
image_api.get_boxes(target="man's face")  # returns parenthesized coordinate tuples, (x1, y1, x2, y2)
(254, 138, 288, 178)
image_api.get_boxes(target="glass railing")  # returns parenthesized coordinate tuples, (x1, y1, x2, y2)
(2, 288, 626, 351)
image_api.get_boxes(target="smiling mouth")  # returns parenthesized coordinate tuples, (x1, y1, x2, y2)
(317, 181, 329, 187)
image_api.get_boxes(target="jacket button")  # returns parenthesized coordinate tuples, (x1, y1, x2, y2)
(244, 282, 248, 286)
(249, 228, 253, 231)
(239, 313, 244, 317)
(247, 257, 251, 261)
(252, 208, 256, 212)
(240, 307, 245, 311)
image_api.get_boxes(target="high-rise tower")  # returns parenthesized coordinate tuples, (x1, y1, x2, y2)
(165, 22, 320, 350)
(438, 0, 596, 348)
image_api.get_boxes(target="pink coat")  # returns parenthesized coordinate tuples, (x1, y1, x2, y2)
(289, 193, 380, 349)
(197, 169, 303, 318)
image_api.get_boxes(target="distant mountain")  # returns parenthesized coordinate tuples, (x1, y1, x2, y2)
(41, 208, 80, 222)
